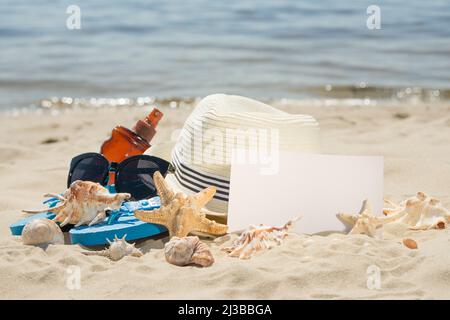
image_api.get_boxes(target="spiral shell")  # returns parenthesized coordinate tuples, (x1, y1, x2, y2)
(191, 241, 215, 267)
(21, 218, 64, 246)
(164, 236, 214, 267)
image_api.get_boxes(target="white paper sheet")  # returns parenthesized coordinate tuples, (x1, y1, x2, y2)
(228, 153, 384, 234)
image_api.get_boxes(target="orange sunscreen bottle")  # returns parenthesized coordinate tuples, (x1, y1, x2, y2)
(100, 108, 163, 183)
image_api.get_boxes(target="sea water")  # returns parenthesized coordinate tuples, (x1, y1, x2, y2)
(0, 0, 449, 109)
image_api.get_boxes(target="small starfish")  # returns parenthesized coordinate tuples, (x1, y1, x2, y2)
(134, 171, 228, 238)
(337, 200, 399, 237)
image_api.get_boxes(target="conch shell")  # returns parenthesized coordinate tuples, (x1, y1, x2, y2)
(164, 236, 214, 267)
(21, 218, 64, 246)
(23, 180, 131, 227)
(82, 234, 143, 261)
(384, 192, 450, 230)
(221, 217, 299, 259)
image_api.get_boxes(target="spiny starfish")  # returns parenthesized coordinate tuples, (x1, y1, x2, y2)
(134, 171, 228, 238)
(337, 200, 400, 237)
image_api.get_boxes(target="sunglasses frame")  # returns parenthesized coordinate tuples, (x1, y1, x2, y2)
(68, 152, 172, 200)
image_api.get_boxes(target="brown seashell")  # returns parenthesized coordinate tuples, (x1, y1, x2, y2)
(221, 217, 300, 259)
(191, 241, 215, 267)
(164, 236, 214, 267)
(402, 238, 418, 249)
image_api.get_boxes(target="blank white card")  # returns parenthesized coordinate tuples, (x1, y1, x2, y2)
(228, 153, 383, 234)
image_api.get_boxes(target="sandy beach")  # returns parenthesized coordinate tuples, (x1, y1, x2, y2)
(1, 101, 450, 299)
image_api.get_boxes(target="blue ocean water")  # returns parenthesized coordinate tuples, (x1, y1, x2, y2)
(0, 0, 449, 109)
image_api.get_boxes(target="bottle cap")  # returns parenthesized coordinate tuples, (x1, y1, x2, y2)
(146, 108, 163, 127)
(134, 120, 156, 143)
(132, 108, 163, 143)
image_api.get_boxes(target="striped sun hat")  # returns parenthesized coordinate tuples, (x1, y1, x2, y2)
(146, 94, 320, 214)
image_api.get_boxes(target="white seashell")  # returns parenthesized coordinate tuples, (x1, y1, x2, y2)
(164, 236, 214, 267)
(21, 218, 64, 246)
(338, 193, 450, 238)
(384, 192, 450, 230)
(82, 234, 143, 261)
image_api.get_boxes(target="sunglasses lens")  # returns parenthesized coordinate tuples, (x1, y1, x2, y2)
(70, 156, 108, 186)
(116, 158, 169, 201)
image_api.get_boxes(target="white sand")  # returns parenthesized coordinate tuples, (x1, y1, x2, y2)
(1, 101, 450, 299)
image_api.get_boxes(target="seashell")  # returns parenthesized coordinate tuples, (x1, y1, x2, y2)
(135, 171, 228, 238)
(164, 236, 214, 267)
(82, 234, 143, 261)
(191, 241, 215, 267)
(21, 218, 64, 246)
(384, 192, 450, 230)
(23, 180, 131, 227)
(402, 238, 418, 249)
(221, 217, 300, 259)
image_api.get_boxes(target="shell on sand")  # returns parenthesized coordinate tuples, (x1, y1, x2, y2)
(191, 241, 215, 267)
(403, 238, 418, 249)
(221, 217, 299, 259)
(384, 192, 450, 230)
(21, 218, 64, 246)
(164, 236, 214, 267)
(23, 180, 131, 227)
(82, 234, 143, 261)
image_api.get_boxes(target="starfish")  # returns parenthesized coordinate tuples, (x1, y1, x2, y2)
(134, 171, 228, 238)
(337, 200, 400, 237)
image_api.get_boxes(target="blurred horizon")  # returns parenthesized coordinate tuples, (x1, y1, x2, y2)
(1, 0, 449, 109)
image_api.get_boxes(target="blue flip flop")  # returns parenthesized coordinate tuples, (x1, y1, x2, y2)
(69, 197, 167, 246)
(10, 197, 58, 236)
(10, 190, 167, 246)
